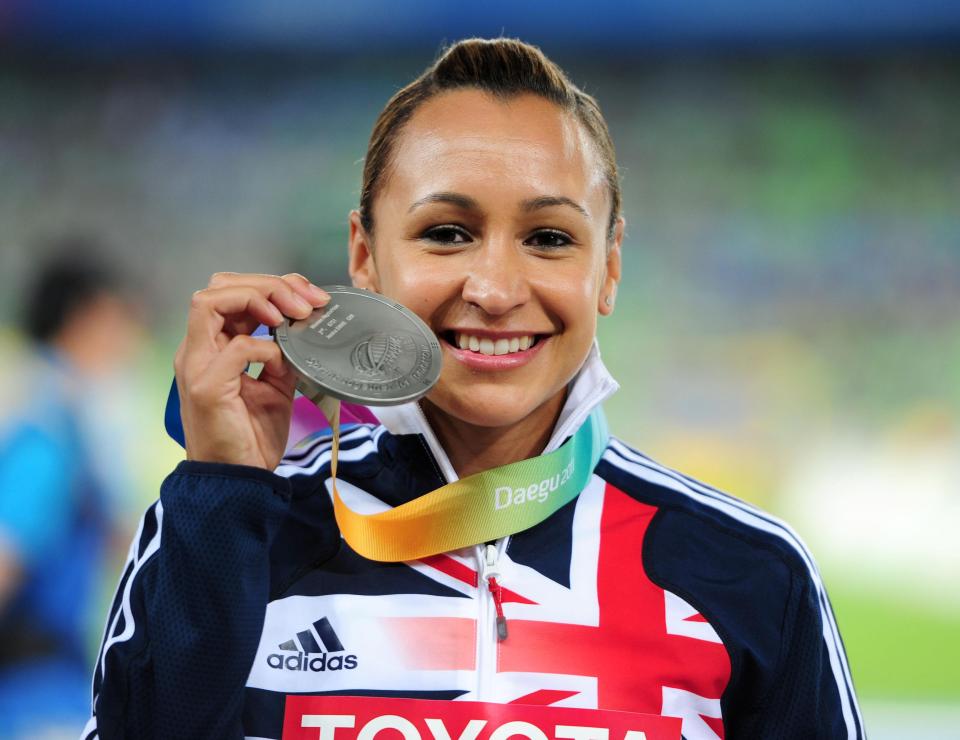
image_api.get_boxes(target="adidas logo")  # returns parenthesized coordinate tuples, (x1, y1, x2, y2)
(267, 617, 358, 672)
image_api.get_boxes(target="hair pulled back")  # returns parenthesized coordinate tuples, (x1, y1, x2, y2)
(359, 38, 621, 239)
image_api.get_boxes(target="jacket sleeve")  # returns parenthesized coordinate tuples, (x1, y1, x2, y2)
(83, 460, 292, 740)
(747, 567, 866, 739)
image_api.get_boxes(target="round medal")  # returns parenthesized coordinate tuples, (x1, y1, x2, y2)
(273, 285, 442, 406)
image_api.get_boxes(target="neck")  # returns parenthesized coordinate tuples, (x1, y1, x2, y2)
(421, 391, 567, 479)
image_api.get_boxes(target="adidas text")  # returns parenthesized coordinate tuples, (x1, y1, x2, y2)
(267, 652, 358, 672)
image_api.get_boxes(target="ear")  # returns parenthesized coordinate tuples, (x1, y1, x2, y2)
(598, 216, 624, 316)
(348, 210, 380, 292)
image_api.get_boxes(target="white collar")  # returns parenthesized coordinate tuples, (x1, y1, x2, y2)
(374, 339, 619, 483)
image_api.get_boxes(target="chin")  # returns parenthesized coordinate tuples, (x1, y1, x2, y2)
(426, 387, 545, 430)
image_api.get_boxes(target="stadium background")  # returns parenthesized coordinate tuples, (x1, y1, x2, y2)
(1, 2, 958, 737)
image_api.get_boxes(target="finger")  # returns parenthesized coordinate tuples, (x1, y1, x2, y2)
(192, 335, 286, 402)
(173, 340, 193, 400)
(207, 272, 329, 309)
(188, 286, 284, 337)
(184, 287, 284, 369)
(260, 340, 289, 378)
(219, 314, 271, 339)
(280, 273, 330, 306)
(215, 277, 316, 320)
(258, 353, 298, 398)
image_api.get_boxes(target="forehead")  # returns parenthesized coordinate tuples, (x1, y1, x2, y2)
(383, 89, 607, 214)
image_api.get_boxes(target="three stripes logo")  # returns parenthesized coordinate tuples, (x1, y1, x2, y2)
(267, 617, 358, 672)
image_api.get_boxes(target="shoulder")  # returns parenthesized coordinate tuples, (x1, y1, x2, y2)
(596, 435, 828, 657)
(596, 437, 860, 725)
(597, 435, 818, 583)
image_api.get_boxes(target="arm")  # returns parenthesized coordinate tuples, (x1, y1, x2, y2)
(0, 424, 74, 616)
(88, 461, 291, 740)
(744, 569, 866, 739)
(83, 271, 328, 739)
(0, 538, 22, 617)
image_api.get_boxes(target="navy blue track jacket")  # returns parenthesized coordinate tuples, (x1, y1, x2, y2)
(82, 347, 864, 740)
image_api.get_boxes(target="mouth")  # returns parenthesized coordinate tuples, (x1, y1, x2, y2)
(441, 330, 545, 356)
(438, 329, 549, 371)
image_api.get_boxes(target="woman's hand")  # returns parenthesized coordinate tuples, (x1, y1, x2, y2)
(174, 272, 330, 470)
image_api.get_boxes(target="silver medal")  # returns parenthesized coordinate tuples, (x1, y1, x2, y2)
(273, 285, 442, 406)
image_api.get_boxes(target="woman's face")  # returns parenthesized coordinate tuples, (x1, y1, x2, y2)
(349, 89, 622, 430)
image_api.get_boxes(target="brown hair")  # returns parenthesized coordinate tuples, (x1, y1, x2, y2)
(359, 38, 621, 240)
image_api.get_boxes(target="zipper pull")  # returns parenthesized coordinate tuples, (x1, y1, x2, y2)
(488, 576, 508, 641)
(482, 544, 508, 641)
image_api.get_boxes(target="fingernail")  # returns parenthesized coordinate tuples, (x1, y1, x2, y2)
(308, 283, 329, 302)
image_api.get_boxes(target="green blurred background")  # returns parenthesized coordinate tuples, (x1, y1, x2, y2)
(1, 3, 958, 735)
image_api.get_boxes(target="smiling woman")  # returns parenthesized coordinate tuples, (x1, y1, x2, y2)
(83, 39, 864, 740)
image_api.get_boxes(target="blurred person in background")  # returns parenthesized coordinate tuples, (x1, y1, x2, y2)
(0, 239, 144, 739)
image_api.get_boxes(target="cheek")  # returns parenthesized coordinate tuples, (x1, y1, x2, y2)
(536, 266, 600, 331)
(378, 253, 457, 319)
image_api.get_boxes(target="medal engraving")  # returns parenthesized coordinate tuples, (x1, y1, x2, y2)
(350, 333, 412, 379)
(273, 286, 442, 406)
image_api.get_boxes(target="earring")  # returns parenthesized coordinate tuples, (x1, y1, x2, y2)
(604, 296, 613, 307)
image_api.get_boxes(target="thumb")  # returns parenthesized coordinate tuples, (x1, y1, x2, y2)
(259, 356, 297, 399)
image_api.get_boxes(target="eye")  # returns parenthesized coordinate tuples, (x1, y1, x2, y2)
(524, 229, 573, 249)
(421, 225, 472, 245)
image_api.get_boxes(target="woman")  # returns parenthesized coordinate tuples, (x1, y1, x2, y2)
(84, 39, 864, 740)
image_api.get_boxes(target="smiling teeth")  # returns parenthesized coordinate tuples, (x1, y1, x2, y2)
(455, 333, 537, 355)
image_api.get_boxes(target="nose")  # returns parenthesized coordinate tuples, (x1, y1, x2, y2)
(460, 234, 531, 316)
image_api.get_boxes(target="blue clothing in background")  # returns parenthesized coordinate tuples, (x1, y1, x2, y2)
(0, 353, 110, 738)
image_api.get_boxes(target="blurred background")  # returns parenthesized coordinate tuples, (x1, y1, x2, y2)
(0, 1, 958, 737)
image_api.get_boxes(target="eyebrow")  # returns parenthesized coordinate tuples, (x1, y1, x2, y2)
(407, 191, 588, 218)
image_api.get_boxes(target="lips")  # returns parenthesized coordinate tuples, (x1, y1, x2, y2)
(439, 330, 548, 371)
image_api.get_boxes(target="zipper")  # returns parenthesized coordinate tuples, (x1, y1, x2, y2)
(475, 537, 508, 700)
(481, 543, 508, 641)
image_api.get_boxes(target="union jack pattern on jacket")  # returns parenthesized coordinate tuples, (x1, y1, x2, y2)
(82, 347, 864, 740)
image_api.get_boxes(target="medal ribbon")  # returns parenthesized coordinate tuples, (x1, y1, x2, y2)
(324, 399, 609, 562)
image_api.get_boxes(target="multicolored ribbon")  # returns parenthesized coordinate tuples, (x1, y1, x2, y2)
(326, 399, 609, 562)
